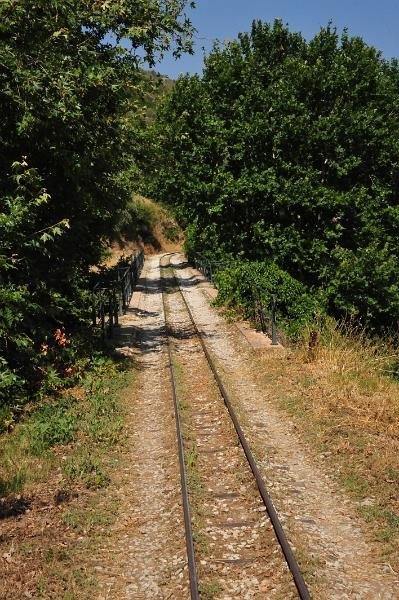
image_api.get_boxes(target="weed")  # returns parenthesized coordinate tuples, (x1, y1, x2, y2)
(62, 505, 114, 533)
(342, 474, 369, 497)
(37, 576, 46, 595)
(199, 580, 223, 599)
(300, 376, 316, 388)
(185, 444, 198, 470)
(185, 444, 203, 497)
(23, 397, 78, 456)
(0, 471, 26, 496)
(57, 548, 70, 561)
(193, 530, 209, 555)
(85, 408, 123, 446)
(278, 393, 304, 418)
(63, 451, 110, 489)
(21, 542, 33, 555)
(359, 504, 399, 543)
(44, 547, 55, 563)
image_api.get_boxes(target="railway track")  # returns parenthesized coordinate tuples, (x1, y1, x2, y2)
(160, 254, 311, 600)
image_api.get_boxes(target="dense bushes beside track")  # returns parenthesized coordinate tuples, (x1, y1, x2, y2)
(0, 0, 194, 416)
(213, 261, 322, 338)
(149, 20, 399, 334)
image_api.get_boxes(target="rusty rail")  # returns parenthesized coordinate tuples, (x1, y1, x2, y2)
(160, 257, 200, 600)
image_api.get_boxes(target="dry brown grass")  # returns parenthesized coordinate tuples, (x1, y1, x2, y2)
(256, 321, 399, 568)
(103, 195, 183, 268)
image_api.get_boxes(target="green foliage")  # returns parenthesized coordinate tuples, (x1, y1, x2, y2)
(82, 358, 125, 446)
(0, 0, 194, 405)
(151, 20, 399, 332)
(115, 194, 157, 240)
(23, 397, 78, 456)
(63, 451, 111, 489)
(214, 261, 321, 337)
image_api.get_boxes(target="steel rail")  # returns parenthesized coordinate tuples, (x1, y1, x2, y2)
(160, 257, 200, 600)
(168, 254, 311, 600)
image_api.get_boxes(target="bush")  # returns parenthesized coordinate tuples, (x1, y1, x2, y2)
(214, 260, 323, 338)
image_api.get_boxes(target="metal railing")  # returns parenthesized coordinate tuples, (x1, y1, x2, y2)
(193, 254, 278, 345)
(253, 285, 278, 345)
(118, 249, 145, 314)
(193, 254, 230, 284)
(92, 249, 144, 338)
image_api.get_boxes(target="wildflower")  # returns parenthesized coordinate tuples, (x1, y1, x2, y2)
(54, 328, 69, 347)
(40, 343, 49, 355)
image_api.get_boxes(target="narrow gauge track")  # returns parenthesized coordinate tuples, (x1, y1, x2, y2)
(160, 254, 311, 600)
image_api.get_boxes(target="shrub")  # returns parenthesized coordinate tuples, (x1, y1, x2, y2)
(214, 260, 323, 338)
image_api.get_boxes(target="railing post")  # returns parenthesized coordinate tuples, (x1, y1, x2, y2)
(271, 294, 278, 345)
(105, 290, 113, 338)
(113, 290, 119, 327)
(92, 295, 97, 328)
(108, 303, 114, 338)
(121, 272, 127, 313)
(100, 295, 105, 338)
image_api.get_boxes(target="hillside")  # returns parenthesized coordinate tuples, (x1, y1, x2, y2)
(103, 195, 184, 268)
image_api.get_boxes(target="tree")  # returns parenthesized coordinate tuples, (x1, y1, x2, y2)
(0, 0, 195, 409)
(151, 20, 399, 330)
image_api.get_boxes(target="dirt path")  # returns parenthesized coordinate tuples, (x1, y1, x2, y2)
(95, 256, 189, 599)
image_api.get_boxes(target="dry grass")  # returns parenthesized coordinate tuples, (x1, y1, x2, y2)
(103, 195, 183, 268)
(257, 320, 399, 568)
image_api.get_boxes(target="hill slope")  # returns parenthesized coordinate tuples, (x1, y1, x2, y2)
(104, 195, 183, 267)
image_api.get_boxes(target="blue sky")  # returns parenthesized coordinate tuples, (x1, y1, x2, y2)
(152, 0, 398, 78)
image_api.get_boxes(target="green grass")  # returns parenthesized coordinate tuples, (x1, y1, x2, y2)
(62, 504, 115, 533)
(23, 396, 79, 456)
(0, 354, 133, 598)
(199, 580, 223, 599)
(63, 450, 111, 489)
(342, 473, 370, 497)
(0, 357, 130, 495)
(359, 504, 399, 543)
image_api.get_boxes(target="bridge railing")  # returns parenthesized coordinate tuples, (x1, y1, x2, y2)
(193, 254, 278, 345)
(92, 249, 144, 338)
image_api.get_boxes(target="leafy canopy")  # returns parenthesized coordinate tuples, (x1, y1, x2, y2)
(151, 20, 399, 331)
(0, 0, 194, 407)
